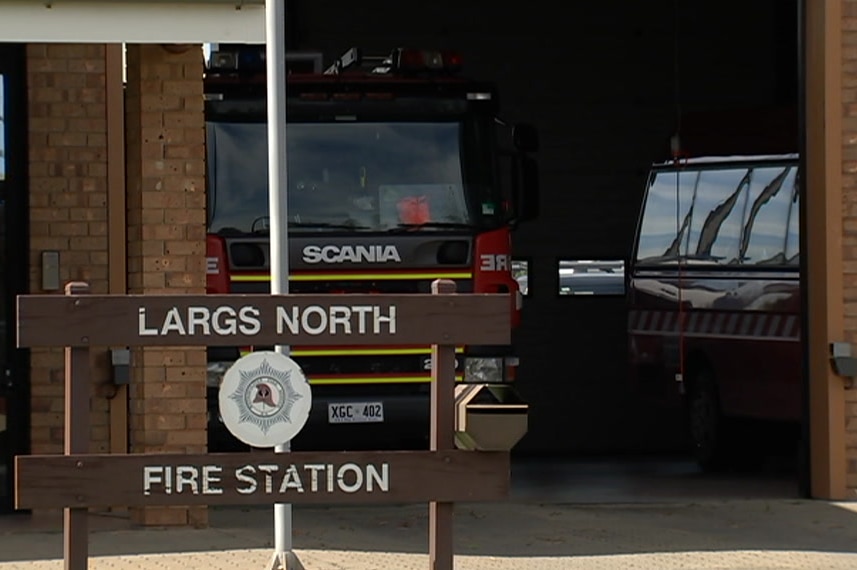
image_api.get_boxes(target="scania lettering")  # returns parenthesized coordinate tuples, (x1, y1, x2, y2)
(204, 46, 539, 451)
(302, 244, 402, 264)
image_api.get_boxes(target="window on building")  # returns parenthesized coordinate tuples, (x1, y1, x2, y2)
(512, 258, 529, 296)
(558, 259, 625, 296)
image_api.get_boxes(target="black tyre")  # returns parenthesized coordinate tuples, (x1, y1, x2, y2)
(686, 368, 731, 471)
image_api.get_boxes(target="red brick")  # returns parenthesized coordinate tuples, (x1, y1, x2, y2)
(143, 414, 187, 431)
(27, 45, 113, 459)
(141, 272, 166, 288)
(49, 222, 89, 237)
(141, 224, 186, 241)
(165, 429, 207, 447)
(122, 44, 209, 524)
(164, 240, 205, 256)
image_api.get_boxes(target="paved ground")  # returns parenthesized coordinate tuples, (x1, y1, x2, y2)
(2, 456, 856, 569)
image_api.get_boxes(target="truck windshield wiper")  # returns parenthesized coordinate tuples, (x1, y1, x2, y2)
(386, 222, 475, 232)
(289, 222, 370, 230)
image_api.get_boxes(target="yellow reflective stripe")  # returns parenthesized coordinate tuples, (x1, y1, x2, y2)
(309, 375, 464, 385)
(231, 272, 472, 282)
(231, 275, 271, 282)
(239, 347, 464, 357)
(292, 272, 473, 280)
(295, 347, 464, 357)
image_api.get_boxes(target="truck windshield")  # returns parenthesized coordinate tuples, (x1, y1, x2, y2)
(207, 121, 495, 235)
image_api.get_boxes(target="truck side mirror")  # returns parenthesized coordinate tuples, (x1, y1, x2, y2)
(514, 155, 540, 223)
(513, 123, 539, 153)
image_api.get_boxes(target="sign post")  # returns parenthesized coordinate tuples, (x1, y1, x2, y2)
(15, 286, 514, 570)
(430, 279, 456, 570)
(63, 281, 92, 570)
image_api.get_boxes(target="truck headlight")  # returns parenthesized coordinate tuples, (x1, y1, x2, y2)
(464, 357, 504, 383)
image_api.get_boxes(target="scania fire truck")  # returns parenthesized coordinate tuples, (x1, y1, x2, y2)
(204, 47, 539, 451)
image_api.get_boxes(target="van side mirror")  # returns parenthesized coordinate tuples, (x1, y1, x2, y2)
(514, 155, 540, 223)
(513, 123, 539, 153)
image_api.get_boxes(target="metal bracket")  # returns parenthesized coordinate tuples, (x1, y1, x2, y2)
(268, 551, 305, 570)
(830, 342, 857, 387)
(110, 348, 131, 385)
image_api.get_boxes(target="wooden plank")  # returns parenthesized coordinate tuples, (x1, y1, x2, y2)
(65, 344, 89, 569)
(16, 293, 510, 348)
(15, 450, 510, 509)
(106, 45, 130, 461)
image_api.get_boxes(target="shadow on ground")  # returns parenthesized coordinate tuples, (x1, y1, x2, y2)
(4, 456, 854, 562)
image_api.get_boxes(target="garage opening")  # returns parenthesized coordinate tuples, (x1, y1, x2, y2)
(286, 0, 804, 495)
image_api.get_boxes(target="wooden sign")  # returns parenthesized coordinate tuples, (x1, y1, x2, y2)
(16, 293, 510, 347)
(14, 281, 518, 570)
(15, 450, 509, 509)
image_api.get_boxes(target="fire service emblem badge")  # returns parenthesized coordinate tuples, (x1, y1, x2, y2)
(218, 351, 312, 448)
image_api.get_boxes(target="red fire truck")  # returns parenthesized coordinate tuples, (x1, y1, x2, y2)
(203, 47, 539, 451)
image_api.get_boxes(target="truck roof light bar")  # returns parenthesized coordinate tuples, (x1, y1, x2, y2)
(208, 45, 322, 75)
(210, 51, 239, 71)
(325, 47, 391, 75)
(393, 48, 463, 74)
(324, 47, 464, 76)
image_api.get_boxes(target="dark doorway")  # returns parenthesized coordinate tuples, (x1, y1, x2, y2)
(0, 43, 29, 513)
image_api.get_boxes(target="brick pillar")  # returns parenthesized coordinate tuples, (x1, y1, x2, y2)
(124, 44, 208, 527)
(26, 44, 111, 457)
(843, 0, 857, 498)
(807, 0, 857, 499)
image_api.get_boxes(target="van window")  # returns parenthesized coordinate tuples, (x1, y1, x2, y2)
(740, 166, 796, 265)
(557, 259, 625, 296)
(636, 162, 799, 268)
(784, 175, 800, 265)
(635, 170, 696, 263)
(687, 168, 750, 264)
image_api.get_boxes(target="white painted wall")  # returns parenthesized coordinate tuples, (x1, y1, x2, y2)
(0, 1, 265, 43)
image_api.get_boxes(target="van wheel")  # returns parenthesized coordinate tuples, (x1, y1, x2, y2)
(686, 369, 730, 471)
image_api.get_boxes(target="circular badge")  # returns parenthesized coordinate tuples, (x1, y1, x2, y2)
(218, 351, 312, 448)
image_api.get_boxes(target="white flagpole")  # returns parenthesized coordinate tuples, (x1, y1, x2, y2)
(265, 1, 302, 569)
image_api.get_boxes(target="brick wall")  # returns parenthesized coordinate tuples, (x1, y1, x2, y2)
(124, 44, 208, 527)
(27, 44, 111, 456)
(844, 0, 857, 497)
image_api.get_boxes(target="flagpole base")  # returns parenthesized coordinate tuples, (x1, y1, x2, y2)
(267, 551, 305, 570)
